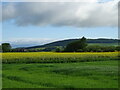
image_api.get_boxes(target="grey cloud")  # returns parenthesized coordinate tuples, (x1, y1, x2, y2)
(2, 1, 118, 27)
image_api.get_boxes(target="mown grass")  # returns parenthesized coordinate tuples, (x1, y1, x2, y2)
(2, 60, 119, 88)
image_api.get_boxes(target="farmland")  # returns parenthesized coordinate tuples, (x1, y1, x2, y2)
(1, 52, 119, 88)
(2, 52, 118, 64)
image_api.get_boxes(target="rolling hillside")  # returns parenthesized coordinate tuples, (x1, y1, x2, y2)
(25, 38, 118, 49)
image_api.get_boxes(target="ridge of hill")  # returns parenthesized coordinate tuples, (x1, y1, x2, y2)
(25, 38, 118, 49)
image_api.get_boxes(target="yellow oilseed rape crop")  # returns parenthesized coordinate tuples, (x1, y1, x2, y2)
(1, 52, 119, 64)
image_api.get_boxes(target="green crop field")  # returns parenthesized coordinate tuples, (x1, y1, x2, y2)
(1, 52, 119, 88)
(88, 43, 118, 46)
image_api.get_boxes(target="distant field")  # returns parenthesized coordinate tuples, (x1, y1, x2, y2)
(2, 52, 119, 88)
(88, 43, 118, 46)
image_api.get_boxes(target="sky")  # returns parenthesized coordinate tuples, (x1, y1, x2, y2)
(0, 0, 119, 47)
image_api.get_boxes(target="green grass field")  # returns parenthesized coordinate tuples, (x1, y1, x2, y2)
(3, 61, 118, 88)
(2, 52, 119, 88)
(88, 43, 118, 46)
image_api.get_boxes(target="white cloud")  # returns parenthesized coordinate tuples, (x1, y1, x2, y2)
(2, 0, 98, 3)
(2, 38, 58, 47)
(2, 0, 118, 27)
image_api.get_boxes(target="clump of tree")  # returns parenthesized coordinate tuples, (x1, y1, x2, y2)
(0, 45, 2, 52)
(2, 43, 12, 52)
(55, 46, 65, 52)
(64, 37, 88, 52)
(55, 48, 61, 52)
(63, 37, 120, 52)
(116, 46, 120, 51)
(11, 48, 27, 52)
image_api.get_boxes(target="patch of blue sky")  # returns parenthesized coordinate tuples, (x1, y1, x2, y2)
(2, 20, 117, 41)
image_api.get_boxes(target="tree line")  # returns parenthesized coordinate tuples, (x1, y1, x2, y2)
(56, 37, 120, 52)
(0, 37, 120, 52)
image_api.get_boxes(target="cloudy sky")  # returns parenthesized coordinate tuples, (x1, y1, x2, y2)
(1, 0, 119, 47)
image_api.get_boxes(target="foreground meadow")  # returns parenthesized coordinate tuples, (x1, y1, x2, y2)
(2, 52, 119, 88)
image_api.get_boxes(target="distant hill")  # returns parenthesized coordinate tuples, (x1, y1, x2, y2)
(25, 38, 118, 49)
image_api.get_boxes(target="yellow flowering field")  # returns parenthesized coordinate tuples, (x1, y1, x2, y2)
(1, 52, 119, 64)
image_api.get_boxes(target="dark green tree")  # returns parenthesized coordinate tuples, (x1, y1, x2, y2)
(2, 43, 11, 52)
(116, 46, 120, 51)
(55, 48, 61, 52)
(0, 45, 2, 52)
(86, 45, 102, 52)
(77, 37, 88, 51)
(101, 46, 115, 52)
(64, 37, 88, 52)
